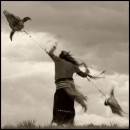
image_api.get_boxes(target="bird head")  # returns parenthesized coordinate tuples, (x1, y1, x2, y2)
(22, 17, 31, 22)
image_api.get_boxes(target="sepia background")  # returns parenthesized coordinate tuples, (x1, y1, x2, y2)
(1, 1, 129, 127)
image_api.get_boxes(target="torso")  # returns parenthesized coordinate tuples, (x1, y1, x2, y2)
(55, 59, 76, 80)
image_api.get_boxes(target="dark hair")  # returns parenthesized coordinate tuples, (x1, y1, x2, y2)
(59, 51, 79, 66)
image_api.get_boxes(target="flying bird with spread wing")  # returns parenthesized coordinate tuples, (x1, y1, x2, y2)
(3, 10, 31, 41)
(104, 86, 127, 117)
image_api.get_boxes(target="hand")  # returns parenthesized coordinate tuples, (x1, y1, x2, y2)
(49, 45, 57, 53)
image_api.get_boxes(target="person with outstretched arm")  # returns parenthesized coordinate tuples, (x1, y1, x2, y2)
(45, 44, 95, 126)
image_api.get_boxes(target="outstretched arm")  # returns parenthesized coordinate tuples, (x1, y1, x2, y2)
(77, 70, 91, 78)
(75, 65, 89, 78)
(45, 43, 60, 62)
(76, 69, 99, 80)
(75, 63, 98, 79)
(46, 45, 56, 57)
(80, 62, 99, 79)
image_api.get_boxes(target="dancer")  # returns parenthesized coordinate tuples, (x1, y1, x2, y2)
(46, 44, 95, 126)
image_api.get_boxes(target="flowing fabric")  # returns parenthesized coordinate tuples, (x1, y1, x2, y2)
(56, 80, 87, 105)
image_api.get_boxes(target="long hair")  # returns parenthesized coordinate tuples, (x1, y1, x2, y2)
(59, 51, 79, 66)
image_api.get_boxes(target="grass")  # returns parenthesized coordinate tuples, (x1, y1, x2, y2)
(2, 120, 129, 129)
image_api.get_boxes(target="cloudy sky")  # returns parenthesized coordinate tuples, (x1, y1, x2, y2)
(1, 1, 129, 127)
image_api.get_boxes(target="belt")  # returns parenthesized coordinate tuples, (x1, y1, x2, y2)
(55, 78, 73, 83)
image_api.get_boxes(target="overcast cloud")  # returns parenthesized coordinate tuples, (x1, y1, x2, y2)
(1, 1, 129, 127)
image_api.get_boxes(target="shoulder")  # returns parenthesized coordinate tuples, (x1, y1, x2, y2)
(48, 53, 61, 62)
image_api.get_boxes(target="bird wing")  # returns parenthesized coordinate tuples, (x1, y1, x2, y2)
(108, 97, 123, 111)
(10, 30, 15, 41)
(4, 11, 23, 31)
(110, 105, 123, 116)
(10, 14, 21, 22)
(4, 11, 21, 24)
(107, 98, 123, 116)
(106, 87, 127, 116)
